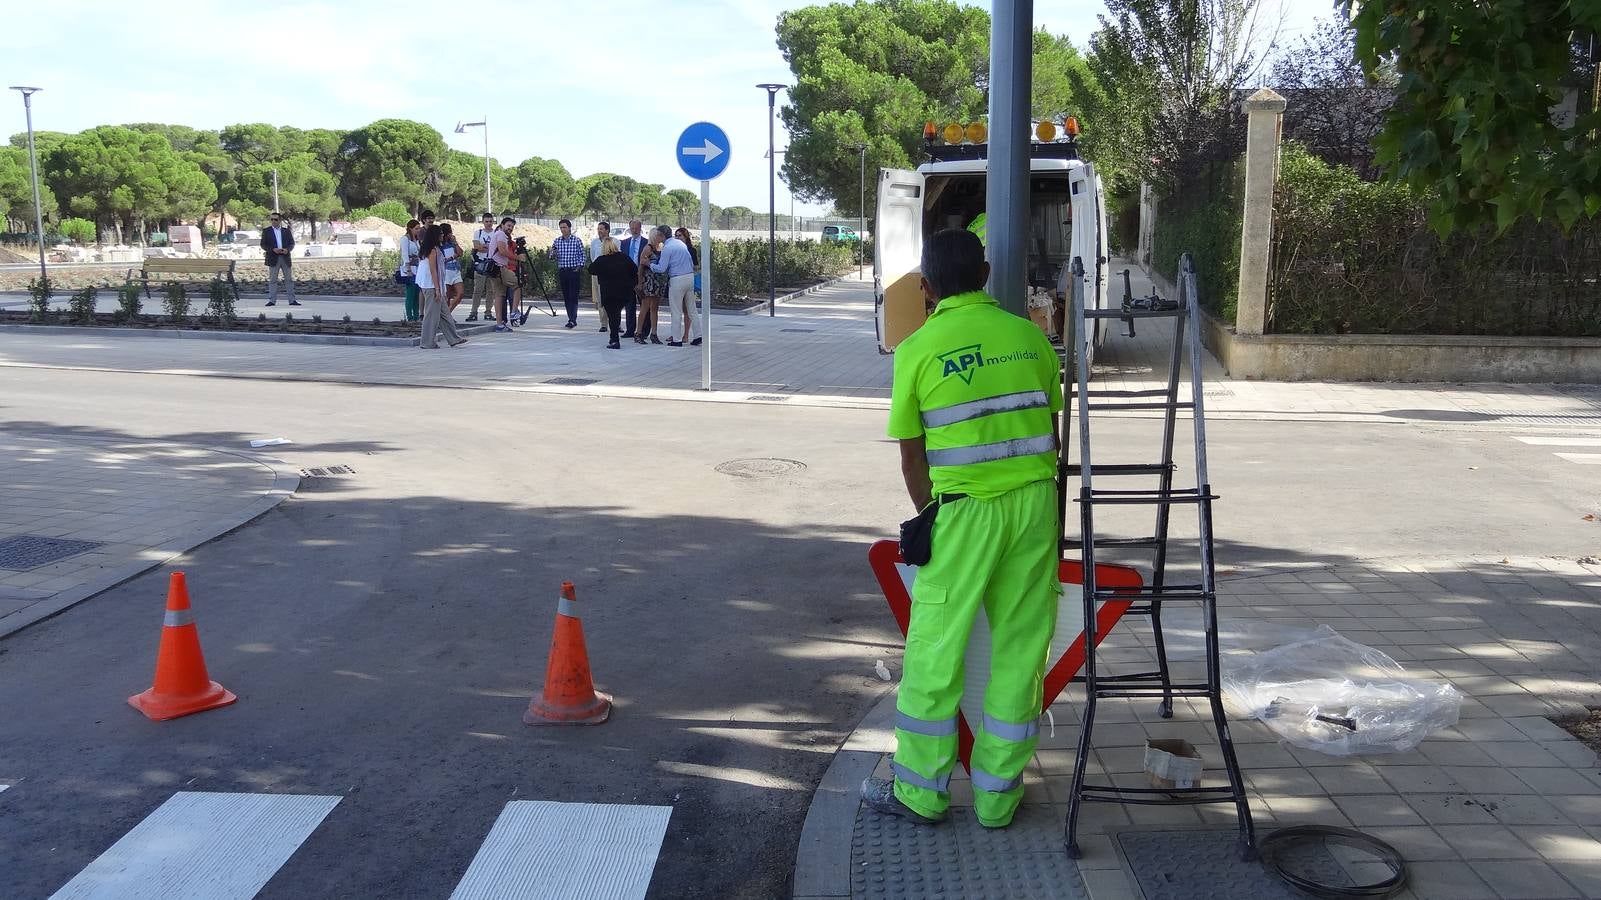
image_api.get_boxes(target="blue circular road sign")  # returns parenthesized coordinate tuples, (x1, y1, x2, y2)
(676, 122, 731, 181)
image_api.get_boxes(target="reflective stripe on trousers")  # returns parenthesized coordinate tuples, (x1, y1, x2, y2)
(897, 711, 958, 738)
(971, 767, 1023, 793)
(892, 761, 952, 793)
(982, 713, 1039, 743)
(925, 433, 1056, 468)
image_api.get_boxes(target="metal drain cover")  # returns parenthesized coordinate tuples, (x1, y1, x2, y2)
(0, 535, 104, 571)
(1117, 829, 1351, 899)
(545, 377, 599, 386)
(746, 394, 792, 402)
(715, 458, 807, 478)
(299, 465, 355, 478)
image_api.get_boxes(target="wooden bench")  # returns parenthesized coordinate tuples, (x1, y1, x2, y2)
(126, 257, 239, 301)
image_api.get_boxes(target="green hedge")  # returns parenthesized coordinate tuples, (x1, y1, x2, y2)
(1270, 143, 1601, 336)
(1152, 196, 1241, 322)
(708, 239, 857, 303)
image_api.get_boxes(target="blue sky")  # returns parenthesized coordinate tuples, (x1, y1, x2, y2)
(4, 1, 1325, 216)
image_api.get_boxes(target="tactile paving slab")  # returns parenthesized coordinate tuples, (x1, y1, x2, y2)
(1116, 829, 1351, 900)
(0, 535, 103, 571)
(851, 803, 1088, 899)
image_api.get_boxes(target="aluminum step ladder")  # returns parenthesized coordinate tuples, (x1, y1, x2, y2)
(1058, 253, 1255, 861)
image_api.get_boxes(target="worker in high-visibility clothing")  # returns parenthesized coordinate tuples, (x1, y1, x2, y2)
(860, 227, 1062, 829)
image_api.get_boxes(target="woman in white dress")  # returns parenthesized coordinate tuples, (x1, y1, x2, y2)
(415, 224, 467, 350)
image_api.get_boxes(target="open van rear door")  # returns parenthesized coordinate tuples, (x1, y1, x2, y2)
(875, 168, 926, 353)
(1068, 162, 1107, 348)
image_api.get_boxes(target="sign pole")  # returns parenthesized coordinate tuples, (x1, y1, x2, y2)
(700, 179, 712, 391)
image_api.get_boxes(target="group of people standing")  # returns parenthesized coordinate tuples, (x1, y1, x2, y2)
(395, 212, 702, 351)
(581, 218, 703, 349)
(397, 210, 471, 349)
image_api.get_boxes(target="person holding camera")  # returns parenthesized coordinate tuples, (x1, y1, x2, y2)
(486, 217, 520, 332)
(549, 218, 587, 329)
(467, 212, 497, 322)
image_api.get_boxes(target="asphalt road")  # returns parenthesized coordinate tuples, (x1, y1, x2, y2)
(0, 367, 1595, 898)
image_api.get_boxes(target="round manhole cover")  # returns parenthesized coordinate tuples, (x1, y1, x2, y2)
(715, 458, 807, 478)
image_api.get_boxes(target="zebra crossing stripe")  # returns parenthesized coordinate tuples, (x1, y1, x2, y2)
(1515, 437, 1601, 446)
(48, 791, 340, 900)
(449, 801, 672, 900)
(1554, 452, 1601, 465)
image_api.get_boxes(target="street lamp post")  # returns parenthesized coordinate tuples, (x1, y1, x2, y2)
(756, 83, 786, 316)
(455, 118, 492, 213)
(852, 143, 868, 278)
(9, 86, 47, 282)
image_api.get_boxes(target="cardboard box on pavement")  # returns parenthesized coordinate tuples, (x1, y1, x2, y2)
(1144, 739, 1204, 790)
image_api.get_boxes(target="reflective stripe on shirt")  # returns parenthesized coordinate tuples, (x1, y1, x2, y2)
(925, 434, 1056, 468)
(921, 390, 1050, 430)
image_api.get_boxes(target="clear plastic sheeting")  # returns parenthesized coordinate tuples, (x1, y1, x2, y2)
(1222, 625, 1462, 756)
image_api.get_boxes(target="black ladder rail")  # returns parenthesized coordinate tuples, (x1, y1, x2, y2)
(1060, 254, 1256, 862)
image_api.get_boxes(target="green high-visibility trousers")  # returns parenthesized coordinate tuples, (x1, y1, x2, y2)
(892, 478, 1059, 826)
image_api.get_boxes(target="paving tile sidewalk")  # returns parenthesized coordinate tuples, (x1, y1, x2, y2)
(0, 433, 298, 636)
(0, 270, 1597, 426)
(794, 557, 1601, 899)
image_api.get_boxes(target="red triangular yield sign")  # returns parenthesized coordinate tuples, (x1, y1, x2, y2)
(868, 539, 1142, 771)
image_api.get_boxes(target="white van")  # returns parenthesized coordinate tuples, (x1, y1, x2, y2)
(874, 120, 1110, 356)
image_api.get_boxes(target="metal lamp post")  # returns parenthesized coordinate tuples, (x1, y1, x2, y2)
(852, 143, 868, 278)
(455, 118, 492, 213)
(9, 86, 47, 282)
(756, 83, 786, 316)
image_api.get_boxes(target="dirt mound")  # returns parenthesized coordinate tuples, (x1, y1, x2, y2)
(0, 246, 32, 264)
(349, 216, 407, 238)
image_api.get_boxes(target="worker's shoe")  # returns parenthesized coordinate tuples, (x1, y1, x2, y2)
(859, 777, 945, 825)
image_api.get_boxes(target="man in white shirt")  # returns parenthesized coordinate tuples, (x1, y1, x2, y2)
(589, 221, 611, 331)
(259, 212, 300, 306)
(467, 211, 497, 322)
(649, 225, 699, 346)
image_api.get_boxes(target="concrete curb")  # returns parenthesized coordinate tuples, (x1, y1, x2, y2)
(0, 321, 499, 347)
(717, 273, 855, 317)
(0, 444, 300, 639)
(791, 687, 898, 899)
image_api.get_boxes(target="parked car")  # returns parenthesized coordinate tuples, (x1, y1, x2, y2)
(821, 225, 861, 243)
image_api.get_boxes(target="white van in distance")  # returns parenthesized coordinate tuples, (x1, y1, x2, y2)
(873, 118, 1110, 357)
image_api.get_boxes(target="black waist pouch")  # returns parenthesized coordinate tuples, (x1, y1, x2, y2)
(899, 502, 940, 566)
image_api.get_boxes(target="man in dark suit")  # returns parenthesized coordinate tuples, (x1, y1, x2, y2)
(260, 212, 300, 306)
(616, 219, 648, 337)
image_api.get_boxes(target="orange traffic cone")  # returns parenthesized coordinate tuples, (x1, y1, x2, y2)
(128, 572, 237, 721)
(523, 582, 612, 726)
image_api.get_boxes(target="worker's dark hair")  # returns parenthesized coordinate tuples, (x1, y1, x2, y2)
(559, 218, 572, 227)
(921, 228, 987, 299)
(500, 216, 516, 226)
(420, 209, 436, 220)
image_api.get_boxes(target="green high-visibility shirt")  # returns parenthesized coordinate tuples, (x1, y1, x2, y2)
(967, 213, 988, 246)
(888, 291, 1063, 499)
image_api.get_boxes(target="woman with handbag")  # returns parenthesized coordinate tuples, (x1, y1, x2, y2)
(398, 219, 422, 321)
(636, 235, 665, 344)
(416, 224, 467, 350)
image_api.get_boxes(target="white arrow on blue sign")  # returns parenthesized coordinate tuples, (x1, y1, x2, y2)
(676, 122, 731, 181)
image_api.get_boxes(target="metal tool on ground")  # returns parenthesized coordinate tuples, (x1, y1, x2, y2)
(1116, 267, 1179, 338)
(1060, 253, 1256, 860)
(128, 571, 237, 721)
(523, 582, 612, 726)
